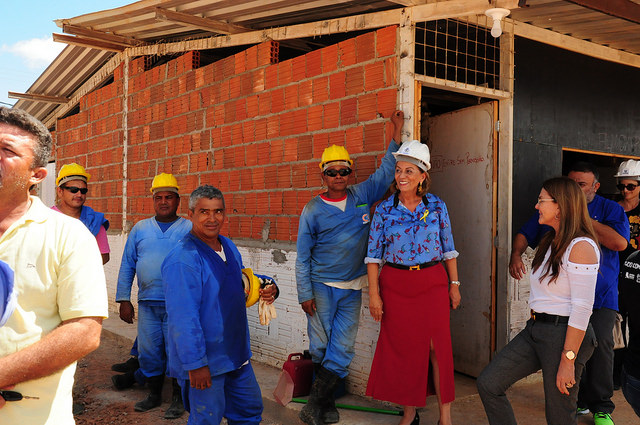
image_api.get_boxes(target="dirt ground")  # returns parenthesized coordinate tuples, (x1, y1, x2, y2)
(74, 330, 639, 425)
(73, 331, 188, 425)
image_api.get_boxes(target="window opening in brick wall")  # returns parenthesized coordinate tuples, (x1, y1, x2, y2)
(415, 19, 500, 90)
(60, 104, 80, 119)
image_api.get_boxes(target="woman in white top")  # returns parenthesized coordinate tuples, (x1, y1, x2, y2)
(477, 177, 600, 425)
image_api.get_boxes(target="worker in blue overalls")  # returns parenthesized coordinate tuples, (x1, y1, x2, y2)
(296, 110, 405, 425)
(162, 185, 277, 425)
(115, 173, 192, 419)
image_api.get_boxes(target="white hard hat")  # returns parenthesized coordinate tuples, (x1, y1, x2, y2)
(614, 160, 640, 180)
(393, 140, 431, 171)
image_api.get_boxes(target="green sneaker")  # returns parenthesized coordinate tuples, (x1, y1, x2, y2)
(576, 407, 590, 415)
(593, 412, 614, 425)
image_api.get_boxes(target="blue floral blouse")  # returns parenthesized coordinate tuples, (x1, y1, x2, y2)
(365, 192, 458, 265)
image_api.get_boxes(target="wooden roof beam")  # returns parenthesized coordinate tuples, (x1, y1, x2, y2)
(154, 8, 249, 35)
(567, 0, 640, 24)
(8, 92, 69, 104)
(62, 24, 144, 47)
(53, 33, 126, 52)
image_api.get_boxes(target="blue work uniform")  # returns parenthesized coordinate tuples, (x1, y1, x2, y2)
(162, 233, 262, 425)
(295, 140, 400, 378)
(79, 205, 109, 236)
(116, 217, 191, 380)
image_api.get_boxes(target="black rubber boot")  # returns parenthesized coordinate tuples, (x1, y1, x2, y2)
(322, 387, 340, 424)
(134, 375, 164, 412)
(164, 379, 185, 419)
(311, 363, 340, 424)
(111, 357, 140, 373)
(111, 371, 136, 390)
(299, 366, 339, 425)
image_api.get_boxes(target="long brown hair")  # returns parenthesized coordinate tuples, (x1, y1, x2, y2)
(531, 177, 599, 282)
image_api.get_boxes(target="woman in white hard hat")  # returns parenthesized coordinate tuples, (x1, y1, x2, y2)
(478, 177, 599, 425)
(365, 140, 460, 425)
(613, 159, 640, 389)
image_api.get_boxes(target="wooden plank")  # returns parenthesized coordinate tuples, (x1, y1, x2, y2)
(154, 7, 248, 34)
(62, 24, 145, 47)
(128, 0, 519, 57)
(53, 33, 126, 52)
(42, 53, 123, 128)
(513, 20, 640, 68)
(8, 92, 69, 104)
(415, 75, 512, 100)
(398, 6, 414, 133)
(411, 0, 519, 22)
(221, 0, 359, 23)
(567, 0, 640, 24)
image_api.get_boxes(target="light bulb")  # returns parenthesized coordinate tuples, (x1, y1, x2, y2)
(491, 20, 502, 38)
(485, 8, 510, 38)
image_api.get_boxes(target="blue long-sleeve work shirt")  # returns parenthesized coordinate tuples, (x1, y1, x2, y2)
(295, 140, 400, 303)
(162, 234, 251, 379)
(116, 217, 191, 302)
(519, 194, 629, 311)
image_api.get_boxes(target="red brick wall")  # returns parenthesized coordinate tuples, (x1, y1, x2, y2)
(54, 25, 399, 240)
(55, 76, 124, 228)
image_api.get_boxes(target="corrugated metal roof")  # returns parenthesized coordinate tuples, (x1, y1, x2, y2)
(12, 0, 640, 126)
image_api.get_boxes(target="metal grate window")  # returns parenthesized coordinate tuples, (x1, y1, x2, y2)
(415, 19, 501, 90)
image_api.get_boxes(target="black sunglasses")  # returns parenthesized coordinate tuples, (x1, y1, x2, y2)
(323, 168, 352, 177)
(617, 183, 639, 191)
(62, 186, 88, 194)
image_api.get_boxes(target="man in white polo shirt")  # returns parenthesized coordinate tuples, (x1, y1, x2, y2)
(0, 107, 108, 424)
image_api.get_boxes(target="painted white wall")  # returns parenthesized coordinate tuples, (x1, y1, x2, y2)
(104, 235, 382, 395)
(106, 234, 535, 394)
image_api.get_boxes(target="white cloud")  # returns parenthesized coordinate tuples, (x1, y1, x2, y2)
(2, 37, 64, 69)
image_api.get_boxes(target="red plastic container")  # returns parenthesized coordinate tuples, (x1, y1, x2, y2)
(282, 352, 313, 397)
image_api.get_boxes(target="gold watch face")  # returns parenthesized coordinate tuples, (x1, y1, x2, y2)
(565, 350, 576, 360)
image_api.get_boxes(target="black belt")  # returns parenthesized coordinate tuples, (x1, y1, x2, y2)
(385, 261, 439, 271)
(531, 311, 569, 325)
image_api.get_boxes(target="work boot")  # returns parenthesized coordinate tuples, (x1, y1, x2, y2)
(111, 371, 136, 390)
(134, 375, 164, 412)
(322, 387, 340, 424)
(111, 357, 140, 373)
(164, 379, 185, 419)
(299, 366, 339, 425)
(311, 363, 340, 424)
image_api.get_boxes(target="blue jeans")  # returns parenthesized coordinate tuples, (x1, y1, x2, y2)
(136, 302, 169, 379)
(307, 282, 361, 378)
(478, 319, 596, 425)
(180, 362, 263, 425)
(622, 366, 640, 418)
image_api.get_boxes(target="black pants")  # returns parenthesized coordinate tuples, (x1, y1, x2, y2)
(577, 307, 617, 414)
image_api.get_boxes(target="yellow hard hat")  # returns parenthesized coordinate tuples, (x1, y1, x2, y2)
(241, 268, 261, 307)
(319, 145, 353, 170)
(56, 163, 91, 187)
(150, 173, 179, 194)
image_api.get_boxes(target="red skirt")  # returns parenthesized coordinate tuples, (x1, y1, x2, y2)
(366, 263, 455, 406)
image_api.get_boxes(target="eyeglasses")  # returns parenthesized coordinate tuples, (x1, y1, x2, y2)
(617, 183, 639, 191)
(62, 186, 88, 195)
(537, 198, 556, 203)
(323, 168, 352, 177)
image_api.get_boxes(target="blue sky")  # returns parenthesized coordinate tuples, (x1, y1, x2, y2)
(0, 1, 131, 106)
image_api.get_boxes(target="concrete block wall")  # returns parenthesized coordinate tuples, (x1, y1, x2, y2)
(55, 25, 400, 395)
